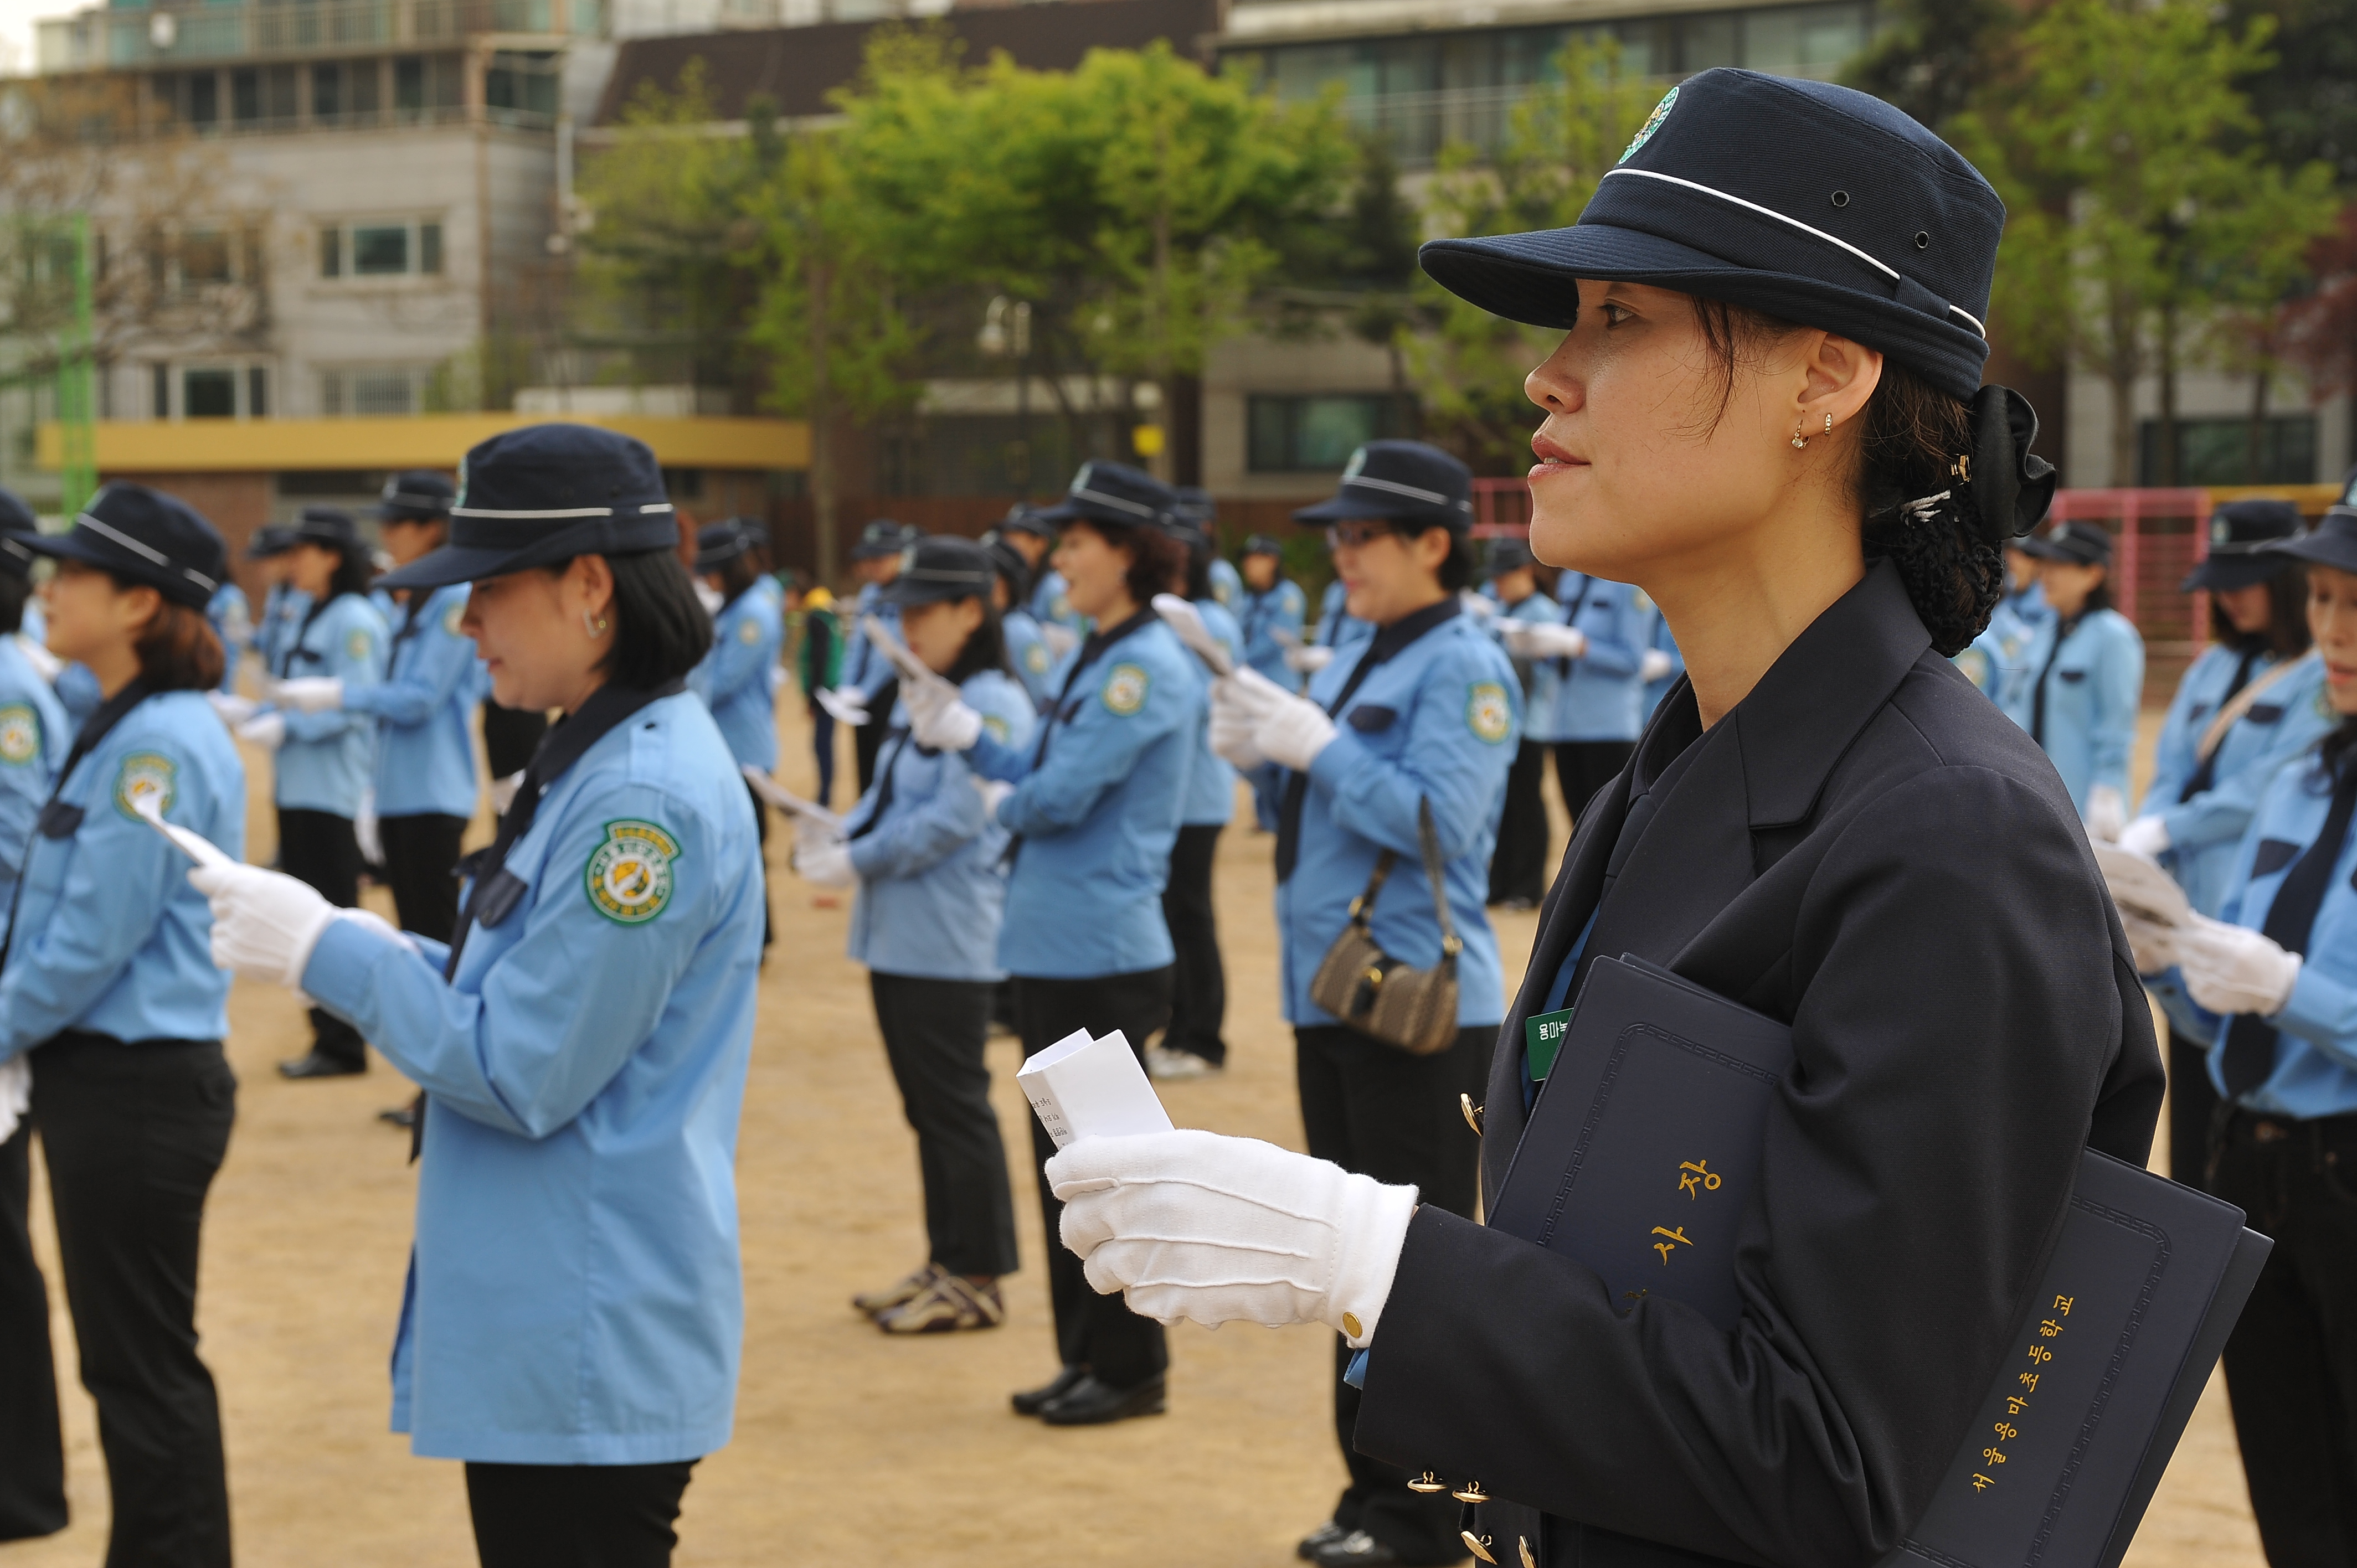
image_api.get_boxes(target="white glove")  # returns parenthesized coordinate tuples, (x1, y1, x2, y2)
(1039, 623, 1080, 659)
(2119, 910, 2180, 977)
(354, 788, 382, 866)
(189, 862, 339, 988)
(0, 1055, 27, 1146)
(15, 634, 61, 682)
(1496, 620, 1537, 658)
(1049, 1129, 1418, 1347)
(2085, 784, 2127, 844)
(1209, 668, 1288, 770)
(489, 770, 527, 817)
(235, 711, 286, 751)
(1520, 622, 1588, 660)
(2180, 912, 2301, 1018)
(2119, 814, 2170, 860)
(694, 581, 724, 617)
(269, 676, 344, 713)
(1639, 648, 1676, 683)
(899, 668, 985, 751)
(1284, 644, 1335, 675)
(1460, 592, 1496, 620)
(206, 690, 259, 726)
(1254, 692, 1339, 773)
(972, 776, 1015, 815)
(814, 686, 871, 728)
(793, 834, 857, 888)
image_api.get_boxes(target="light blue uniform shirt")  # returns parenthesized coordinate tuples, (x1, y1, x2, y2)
(1494, 590, 1569, 744)
(1208, 556, 1242, 611)
(0, 690, 244, 1056)
(0, 636, 69, 939)
(257, 585, 311, 675)
(2143, 647, 2332, 919)
(1003, 607, 1057, 709)
(2147, 752, 2357, 1119)
(207, 582, 250, 694)
(1238, 580, 1308, 687)
(969, 615, 1203, 979)
(1031, 570, 1088, 636)
(1277, 609, 1519, 1028)
(302, 690, 763, 1465)
(271, 592, 388, 816)
(53, 661, 99, 732)
(838, 582, 903, 708)
(1316, 579, 1372, 657)
(688, 586, 785, 771)
(1179, 598, 1245, 827)
(349, 585, 481, 820)
(1546, 572, 1649, 742)
(845, 670, 1036, 981)
(1641, 599, 1684, 718)
(1955, 584, 2051, 709)
(2008, 607, 2144, 813)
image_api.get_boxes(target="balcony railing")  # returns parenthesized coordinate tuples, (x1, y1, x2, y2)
(38, 0, 598, 73)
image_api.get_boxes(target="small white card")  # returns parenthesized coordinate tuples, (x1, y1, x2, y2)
(1017, 1028, 1174, 1149)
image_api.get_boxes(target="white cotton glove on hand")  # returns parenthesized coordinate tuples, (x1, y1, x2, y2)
(354, 789, 383, 866)
(900, 670, 984, 752)
(814, 687, 871, 728)
(2119, 814, 2171, 860)
(1460, 591, 1496, 620)
(2119, 910, 2181, 977)
(1639, 648, 1676, 683)
(0, 1055, 27, 1146)
(1209, 667, 1289, 770)
(1254, 692, 1339, 773)
(971, 776, 1015, 815)
(189, 863, 340, 989)
(235, 711, 287, 752)
(268, 676, 344, 714)
(792, 834, 857, 888)
(1520, 622, 1589, 660)
(1284, 644, 1335, 675)
(2180, 912, 2301, 1017)
(206, 690, 259, 726)
(1048, 1129, 1419, 1347)
(2085, 785, 2127, 844)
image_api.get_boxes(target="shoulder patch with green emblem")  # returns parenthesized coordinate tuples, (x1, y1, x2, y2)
(1466, 681, 1512, 745)
(982, 712, 1011, 745)
(114, 750, 176, 821)
(443, 600, 466, 637)
(0, 703, 39, 766)
(1954, 647, 1992, 692)
(585, 819, 681, 925)
(1023, 642, 1051, 675)
(1101, 662, 1150, 717)
(347, 627, 373, 662)
(738, 617, 760, 645)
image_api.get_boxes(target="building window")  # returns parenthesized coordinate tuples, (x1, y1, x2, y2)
(318, 219, 444, 281)
(184, 368, 237, 419)
(2138, 415, 2318, 487)
(353, 224, 408, 275)
(151, 363, 169, 420)
(248, 366, 269, 418)
(312, 61, 342, 122)
(1248, 394, 1414, 473)
(320, 367, 426, 417)
(486, 51, 561, 123)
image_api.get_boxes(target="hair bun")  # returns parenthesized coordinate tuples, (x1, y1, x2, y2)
(1965, 385, 2056, 543)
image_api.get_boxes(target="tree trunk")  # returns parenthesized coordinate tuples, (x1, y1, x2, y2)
(808, 249, 838, 590)
(2247, 364, 2271, 484)
(2107, 287, 2141, 489)
(2157, 297, 2179, 488)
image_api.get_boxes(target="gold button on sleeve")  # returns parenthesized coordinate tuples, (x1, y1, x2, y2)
(1341, 1312, 1363, 1339)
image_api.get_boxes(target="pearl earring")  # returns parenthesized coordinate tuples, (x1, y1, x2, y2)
(1791, 420, 1808, 450)
(583, 611, 609, 638)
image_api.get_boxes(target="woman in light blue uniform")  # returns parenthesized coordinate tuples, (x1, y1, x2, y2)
(799, 537, 1036, 1335)
(1205, 440, 1517, 1566)
(1486, 537, 1565, 906)
(690, 517, 786, 950)
(2117, 509, 2357, 1559)
(2123, 498, 2329, 1188)
(903, 460, 1203, 1427)
(1954, 540, 2049, 706)
(1237, 534, 1308, 829)
(1544, 563, 1650, 822)
(245, 508, 389, 1080)
(0, 487, 243, 1566)
(206, 581, 249, 695)
(2012, 518, 2145, 834)
(986, 534, 1056, 709)
(0, 528, 68, 923)
(197, 425, 759, 1568)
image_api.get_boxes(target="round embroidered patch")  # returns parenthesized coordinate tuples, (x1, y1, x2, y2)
(347, 628, 373, 661)
(1024, 642, 1051, 675)
(1101, 662, 1150, 717)
(0, 703, 38, 766)
(1620, 86, 1679, 164)
(983, 713, 1011, 745)
(585, 819, 680, 925)
(738, 618, 760, 645)
(114, 750, 176, 820)
(443, 600, 466, 637)
(1955, 647, 1992, 693)
(1466, 682, 1512, 744)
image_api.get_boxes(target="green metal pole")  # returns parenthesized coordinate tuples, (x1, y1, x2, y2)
(55, 212, 95, 520)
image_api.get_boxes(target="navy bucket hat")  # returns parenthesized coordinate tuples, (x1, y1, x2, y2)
(1294, 441, 1474, 532)
(25, 483, 226, 610)
(2266, 508, 2357, 577)
(1419, 69, 2000, 404)
(378, 470, 456, 523)
(2185, 499, 2305, 593)
(1037, 462, 1177, 532)
(378, 424, 677, 590)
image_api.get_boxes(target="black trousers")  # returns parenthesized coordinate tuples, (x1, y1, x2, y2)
(744, 780, 772, 949)
(480, 700, 549, 781)
(465, 1459, 697, 1568)
(853, 678, 898, 794)
(1160, 823, 1228, 1065)
(1488, 739, 1550, 906)
(0, 1118, 66, 1541)
(2212, 1111, 2357, 1566)
(809, 702, 837, 808)
(1552, 741, 1635, 830)
(277, 807, 367, 1068)
(1298, 1022, 1489, 1564)
(377, 813, 467, 945)
(2166, 1021, 2221, 1191)
(33, 1032, 235, 1568)
(871, 972, 1019, 1278)
(1015, 969, 1174, 1388)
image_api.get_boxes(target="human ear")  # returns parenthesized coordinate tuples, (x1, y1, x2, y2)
(1794, 331, 1883, 439)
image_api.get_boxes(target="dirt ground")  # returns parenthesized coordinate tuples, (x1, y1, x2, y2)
(3, 700, 2267, 1566)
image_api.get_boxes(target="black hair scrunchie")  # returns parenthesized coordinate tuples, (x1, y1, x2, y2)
(1963, 384, 2056, 542)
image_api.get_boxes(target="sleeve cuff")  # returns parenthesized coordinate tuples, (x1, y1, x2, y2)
(1308, 729, 1369, 795)
(300, 914, 404, 1023)
(2273, 958, 2351, 1047)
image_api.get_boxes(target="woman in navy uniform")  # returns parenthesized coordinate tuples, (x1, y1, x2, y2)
(2008, 519, 2145, 838)
(2120, 508, 2357, 1560)
(2122, 498, 2327, 1186)
(1047, 69, 2161, 1568)
(902, 460, 1204, 1426)
(800, 537, 1036, 1333)
(197, 425, 761, 1568)
(0, 486, 244, 1566)
(689, 517, 786, 948)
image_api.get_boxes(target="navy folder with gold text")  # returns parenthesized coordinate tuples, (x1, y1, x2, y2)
(1491, 953, 2271, 1567)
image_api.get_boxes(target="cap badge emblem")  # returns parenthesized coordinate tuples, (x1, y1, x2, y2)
(1342, 448, 1368, 481)
(1619, 85, 1679, 164)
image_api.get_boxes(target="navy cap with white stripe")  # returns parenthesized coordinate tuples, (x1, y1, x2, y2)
(1294, 441, 1474, 533)
(0, 487, 38, 580)
(1419, 68, 2001, 401)
(1036, 461, 1177, 532)
(22, 483, 226, 609)
(377, 423, 677, 589)
(377, 469, 456, 523)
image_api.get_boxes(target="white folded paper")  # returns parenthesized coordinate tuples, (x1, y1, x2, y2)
(131, 794, 234, 869)
(1017, 1029, 1174, 1149)
(740, 763, 847, 837)
(2092, 840, 2192, 929)
(1150, 594, 1235, 677)
(861, 613, 936, 689)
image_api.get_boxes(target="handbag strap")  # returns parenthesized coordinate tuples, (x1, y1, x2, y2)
(1415, 796, 1463, 961)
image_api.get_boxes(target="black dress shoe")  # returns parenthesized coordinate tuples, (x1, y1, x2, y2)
(1298, 1520, 1349, 1560)
(1038, 1371, 1165, 1426)
(278, 1053, 365, 1080)
(377, 1105, 418, 1129)
(1310, 1530, 1409, 1566)
(1011, 1364, 1086, 1416)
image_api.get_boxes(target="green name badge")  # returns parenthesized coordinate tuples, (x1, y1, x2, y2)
(1525, 1007, 1573, 1082)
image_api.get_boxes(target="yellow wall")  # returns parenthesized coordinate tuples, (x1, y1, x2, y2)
(36, 413, 811, 474)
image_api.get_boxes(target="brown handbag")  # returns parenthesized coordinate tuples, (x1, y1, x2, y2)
(1309, 798, 1463, 1055)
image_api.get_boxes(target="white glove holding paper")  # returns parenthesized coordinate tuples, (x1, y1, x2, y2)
(1048, 1128, 1418, 1347)
(2084, 784, 2127, 844)
(190, 862, 341, 988)
(792, 835, 857, 888)
(972, 776, 1015, 815)
(235, 711, 287, 752)
(1459, 591, 1496, 620)
(15, 634, 61, 683)
(898, 668, 984, 752)
(2180, 914, 2301, 1018)
(2119, 910, 2181, 977)
(1639, 648, 1676, 683)
(814, 687, 871, 728)
(1254, 692, 1339, 773)
(2119, 814, 2171, 860)
(1284, 643, 1335, 675)
(1039, 623, 1080, 660)
(0, 1055, 27, 1147)
(1519, 622, 1588, 660)
(206, 690, 259, 727)
(1208, 667, 1289, 770)
(354, 788, 383, 866)
(270, 676, 344, 714)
